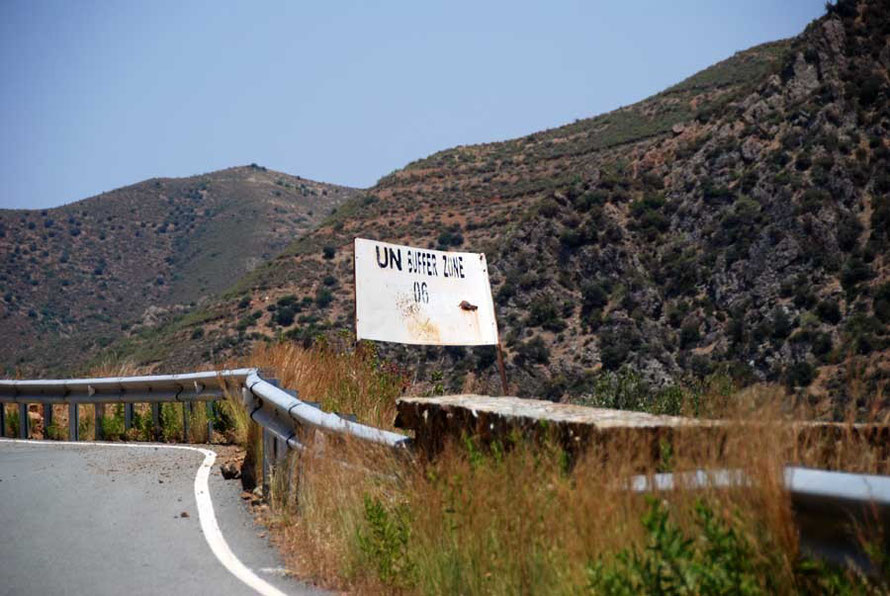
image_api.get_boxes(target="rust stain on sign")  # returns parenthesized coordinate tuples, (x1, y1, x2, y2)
(396, 293, 441, 343)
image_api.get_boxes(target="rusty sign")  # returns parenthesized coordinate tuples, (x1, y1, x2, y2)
(354, 238, 499, 346)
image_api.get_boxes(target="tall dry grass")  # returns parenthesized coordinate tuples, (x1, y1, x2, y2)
(244, 341, 408, 431)
(263, 384, 889, 595)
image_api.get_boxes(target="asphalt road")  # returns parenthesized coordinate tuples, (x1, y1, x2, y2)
(0, 440, 324, 596)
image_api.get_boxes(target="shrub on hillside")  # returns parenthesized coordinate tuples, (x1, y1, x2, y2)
(513, 336, 550, 367)
(527, 295, 567, 332)
(816, 299, 842, 324)
(599, 326, 640, 371)
(275, 307, 296, 327)
(436, 225, 464, 249)
(680, 322, 701, 348)
(315, 287, 333, 309)
(875, 283, 890, 324)
(841, 256, 874, 291)
(786, 361, 816, 388)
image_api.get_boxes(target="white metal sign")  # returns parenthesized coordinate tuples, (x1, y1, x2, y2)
(354, 238, 499, 346)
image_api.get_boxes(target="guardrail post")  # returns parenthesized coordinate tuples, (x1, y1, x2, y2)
(69, 404, 79, 441)
(94, 404, 104, 440)
(182, 402, 190, 442)
(262, 428, 274, 497)
(19, 403, 29, 438)
(43, 404, 53, 438)
(19, 403, 29, 439)
(206, 401, 214, 442)
(0, 404, 6, 438)
(124, 404, 134, 432)
(151, 403, 161, 440)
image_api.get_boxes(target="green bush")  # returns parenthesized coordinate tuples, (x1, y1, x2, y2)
(496, 281, 516, 305)
(6, 406, 19, 437)
(799, 188, 830, 214)
(874, 283, 890, 324)
(357, 495, 414, 587)
(275, 307, 296, 327)
(841, 256, 874, 291)
(599, 326, 640, 371)
(702, 180, 734, 204)
(816, 299, 842, 324)
(474, 346, 497, 371)
(538, 198, 560, 218)
(837, 212, 862, 251)
(581, 281, 608, 310)
(770, 308, 793, 340)
(100, 406, 126, 440)
(629, 193, 669, 237)
(436, 227, 464, 248)
(680, 322, 701, 348)
(573, 190, 607, 212)
(527, 295, 566, 332)
(812, 332, 833, 357)
(277, 294, 298, 307)
(322, 245, 336, 260)
(514, 336, 550, 366)
(786, 361, 816, 388)
(559, 225, 594, 249)
(588, 498, 765, 595)
(315, 287, 333, 309)
(159, 403, 183, 442)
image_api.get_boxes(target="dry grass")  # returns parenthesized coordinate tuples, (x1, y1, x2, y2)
(259, 384, 889, 594)
(243, 341, 408, 431)
(87, 358, 153, 378)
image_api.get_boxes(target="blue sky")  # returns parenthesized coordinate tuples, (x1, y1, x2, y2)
(0, 0, 826, 209)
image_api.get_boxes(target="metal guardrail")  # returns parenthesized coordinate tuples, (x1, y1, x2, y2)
(631, 467, 890, 508)
(243, 370, 410, 448)
(0, 369, 252, 442)
(0, 369, 411, 467)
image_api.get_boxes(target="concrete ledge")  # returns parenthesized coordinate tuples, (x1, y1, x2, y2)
(396, 394, 719, 459)
(396, 395, 890, 470)
(398, 394, 705, 428)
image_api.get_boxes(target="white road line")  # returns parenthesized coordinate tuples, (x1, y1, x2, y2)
(0, 438, 288, 596)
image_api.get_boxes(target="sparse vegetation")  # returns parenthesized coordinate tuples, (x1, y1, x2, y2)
(259, 383, 890, 594)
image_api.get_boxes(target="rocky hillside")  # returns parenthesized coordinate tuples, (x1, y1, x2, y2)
(83, 1, 890, 406)
(0, 165, 358, 373)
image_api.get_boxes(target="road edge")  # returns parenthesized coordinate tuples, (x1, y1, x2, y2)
(0, 438, 287, 596)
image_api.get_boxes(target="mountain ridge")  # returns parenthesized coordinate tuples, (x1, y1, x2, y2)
(0, 165, 360, 374)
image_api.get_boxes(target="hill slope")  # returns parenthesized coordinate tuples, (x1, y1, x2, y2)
(89, 1, 890, 404)
(0, 165, 359, 373)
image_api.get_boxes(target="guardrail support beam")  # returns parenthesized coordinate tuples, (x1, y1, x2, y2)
(43, 404, 53, 438)
(262, 428, 274, 497)
(94, 404, 104, 440)
(69, 404, 79, 441)
(182, 403, 190, 442)
(124, 404, 134, 431)
(151, 403, 161, 440)
(0, 404, 5, 438)
(19, 403, 29, 439)
(206, 401, 214, 442)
